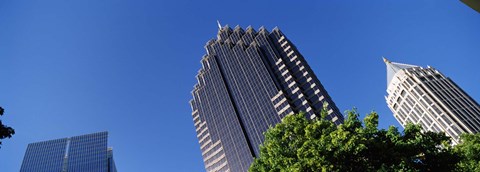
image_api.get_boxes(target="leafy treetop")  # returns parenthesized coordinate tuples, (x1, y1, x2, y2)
(249, 108, 480, 172)
(0, 106, 15, 149)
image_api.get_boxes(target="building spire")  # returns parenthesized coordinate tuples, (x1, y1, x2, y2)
(383, 57, 419, 86)
(382, 56, 391, 63)
(217, 20, 222, 30)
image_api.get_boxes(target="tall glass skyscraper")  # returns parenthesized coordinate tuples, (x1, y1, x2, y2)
(384, 58, 480, 144)
(20, 131, 117, 172)
(190, 25, 344, 172)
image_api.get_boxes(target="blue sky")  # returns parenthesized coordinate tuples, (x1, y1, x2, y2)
(0, 1, 478, 171)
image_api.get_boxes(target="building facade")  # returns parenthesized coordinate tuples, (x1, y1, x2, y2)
(190, 25, 344, 172)
(20, 131, 117, 172)
(384, 58, 480, 144)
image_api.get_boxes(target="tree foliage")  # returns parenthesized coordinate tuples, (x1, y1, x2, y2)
(0, 106, 15, 148)
(249, 108, 465, 172)
(454, 133, 480, 172)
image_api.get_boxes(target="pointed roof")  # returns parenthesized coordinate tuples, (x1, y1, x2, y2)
(383, 57, 419, 86)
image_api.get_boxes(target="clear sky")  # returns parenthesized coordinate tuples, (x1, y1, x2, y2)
(0, 1, 478, 171)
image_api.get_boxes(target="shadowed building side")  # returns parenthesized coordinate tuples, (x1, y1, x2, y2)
(461, 0, 480, 13)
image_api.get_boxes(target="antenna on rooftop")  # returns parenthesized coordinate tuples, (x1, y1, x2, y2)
(217, 20, 222, 29)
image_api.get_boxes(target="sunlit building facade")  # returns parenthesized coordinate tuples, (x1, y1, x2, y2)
(190, 25, 343, 172)
(384, 58, 480, 144)
(20, 131, 117, 172)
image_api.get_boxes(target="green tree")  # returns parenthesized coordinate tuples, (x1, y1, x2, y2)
(0, 106, 15, 148)
(249, 108, 460, 172)
(454, 133, 480, 172)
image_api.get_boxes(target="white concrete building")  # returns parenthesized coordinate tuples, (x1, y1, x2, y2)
(384, 58, 480, 144)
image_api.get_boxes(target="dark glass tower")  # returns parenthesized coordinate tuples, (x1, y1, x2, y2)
(20, 131, 117, 172)
(190, 25, 344, 172)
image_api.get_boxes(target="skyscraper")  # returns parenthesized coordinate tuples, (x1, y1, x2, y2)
(190, 25, 344, 172)
(20, 131, 117, 172)
(384, 58, 480, 144)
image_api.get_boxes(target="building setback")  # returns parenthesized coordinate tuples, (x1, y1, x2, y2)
(20, 131, 117, 172)
(190, 25, 344, 172)
(384, 58, 480, 144)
